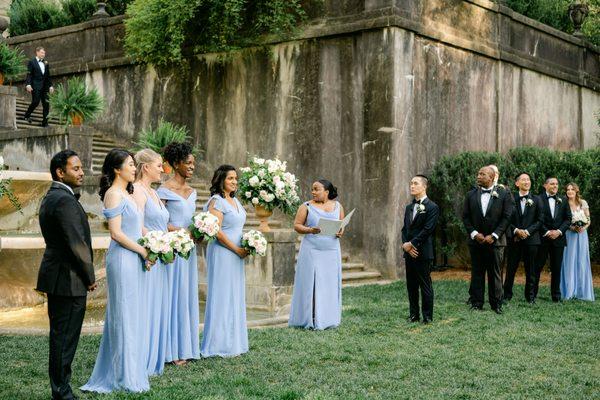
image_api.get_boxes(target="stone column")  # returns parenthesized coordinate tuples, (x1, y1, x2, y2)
(0, 85, 17, 130)
(66, 126, 94, 175)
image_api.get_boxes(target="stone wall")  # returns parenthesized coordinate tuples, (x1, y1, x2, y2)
(6, 0, 600, 278)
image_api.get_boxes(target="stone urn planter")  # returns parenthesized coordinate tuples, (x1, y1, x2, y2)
(254, 205, 273, 233)
(70, 112, 83, 126)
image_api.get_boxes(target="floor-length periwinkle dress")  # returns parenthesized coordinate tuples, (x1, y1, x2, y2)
(289, 201, 342, 330)
(140, 189, 171, 375)
(81, 196, 149, 393)
(560, 201, 595, 301)
(200, 194, 248, 357)
(156, 186, 200, 361)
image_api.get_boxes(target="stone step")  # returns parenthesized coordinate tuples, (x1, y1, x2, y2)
(93, 142, 118, 150)
(342, 262, 365, 272)
(341, 270, 382, 284)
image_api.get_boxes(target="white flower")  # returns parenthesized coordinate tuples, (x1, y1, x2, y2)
(252, 197, 259, 205)
(491, 190, 499, 198)
(249, 176, 260, 187)
(0, 155, 4, 167)
(245, 191, 252, 198)
(417, 204, 426, 213)
(257, 169, 266, 178)
(556, 197, 562, 204)
(240, 167, 251, 173)
(275, 180, 285, 191)
(525, 199, 534, 207)
(254, 158, 265, 165)
(273, 175, 281, 184)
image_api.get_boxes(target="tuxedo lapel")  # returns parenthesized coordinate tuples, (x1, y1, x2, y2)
(516, 194, 524, 219)
(475, 188, 484, 218)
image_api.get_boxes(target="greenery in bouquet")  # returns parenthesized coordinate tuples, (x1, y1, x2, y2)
(241, 229, 267, 257)
(238, 156, 301, 216)
(189, 211, 220, 242)
(138, 230, 175, 268)
(166, 229, 195, 260)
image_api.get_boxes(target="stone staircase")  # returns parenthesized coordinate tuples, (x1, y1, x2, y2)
(188, 180, 385, 287)
(15, 97, 60, 129)
(91, 134, 120, 175)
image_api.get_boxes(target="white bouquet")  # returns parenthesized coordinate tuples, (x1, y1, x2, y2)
(189, 211, 220, 242)
(238, 156, 301, 216)
(138, 230, 175, 267)
(241, 230, 268, 257)
(166, 229, 195, 260)
(572, 209, 589, 227)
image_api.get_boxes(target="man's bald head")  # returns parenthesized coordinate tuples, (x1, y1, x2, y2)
(477, 166, 495, 188)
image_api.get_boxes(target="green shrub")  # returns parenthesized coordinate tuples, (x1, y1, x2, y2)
(133, 118, 195, 154)
(429, 147, 600, 264)
(8, 0, 67, 36)
(124, 0, 307, 65)
(49, 77, 105, 126)
(0, 43, 27, 81)
(61, 0, 96, 25)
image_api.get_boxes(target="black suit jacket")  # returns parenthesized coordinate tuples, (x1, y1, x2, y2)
(462, 185, 514, 247)
(401, 197, 440, 260)
(507, 192, 543, 245)
(36, 183, 95, 296)
(25, 57, 52, 91)
(538, 193, 572, 247)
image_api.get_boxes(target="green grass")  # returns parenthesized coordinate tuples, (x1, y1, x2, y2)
(1, 280, 599, 399)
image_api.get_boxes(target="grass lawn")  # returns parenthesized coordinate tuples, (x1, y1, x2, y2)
(1, 280, 598, 399)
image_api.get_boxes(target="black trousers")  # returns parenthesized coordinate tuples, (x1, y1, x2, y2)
(25, 88, 50, 123)
(504, 242, 538, 301)
(534, 240, 564, 301)
(405, 257, 434, 320)
(468, 244, 503, 309)
(47, 294, 86, 400)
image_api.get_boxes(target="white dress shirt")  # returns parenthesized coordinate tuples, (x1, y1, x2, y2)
(412, 195, 427, 219)
(470, 186, 498, 240)
(546, 192, 556, 218)
(514, 191, 530, 236)
(37, 57, 45, 75)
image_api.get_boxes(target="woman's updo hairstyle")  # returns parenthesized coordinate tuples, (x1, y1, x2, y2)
(163, 142, 193, 168)
(99, 148, 135, 201)
(210, 164, 237, 198)
(317, 179, 338, 200)
(134, 148, 161, 181)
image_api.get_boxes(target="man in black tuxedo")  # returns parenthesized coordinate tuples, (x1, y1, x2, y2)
(534, 177, 572, 302)
(23, 46, 54, 127)
(462, 166, 514, 314)
(401, 175, 440, 324)
(503, 172, 543, 304)
(37, 149, 96, 400)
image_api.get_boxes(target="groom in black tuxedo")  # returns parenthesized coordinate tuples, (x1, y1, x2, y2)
(23, 46, 54, 127)
(534, 176, 572, 302)
(37, 150, 96, 400)
(401, 175, 439, 324)
(503, 172, 543, 304)
(462, 166, 514, 314)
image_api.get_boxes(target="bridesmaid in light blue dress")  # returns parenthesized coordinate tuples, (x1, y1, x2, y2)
(560, 183, 594, 301)
(157, 142, 200, 364)
(132, 149, 170, 376)
(289, 179, 344, 330)
(201, 165, 249, 357)
(82, 149, 151, 393)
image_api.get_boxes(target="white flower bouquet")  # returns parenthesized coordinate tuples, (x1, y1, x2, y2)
(189, 211, 220, 242)
(572, 210, 589, 227)
(138, 230, 175, 268)
(238, 156, 301, 216)
(166, 229, 196, 260)
(241, 230, 268, 257)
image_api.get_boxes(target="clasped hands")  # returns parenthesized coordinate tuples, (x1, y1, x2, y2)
(513, 229, 530, 241)
(474, 233, 495, 245)
(402, 242, 419, 258)
(545, 230, 561, 240)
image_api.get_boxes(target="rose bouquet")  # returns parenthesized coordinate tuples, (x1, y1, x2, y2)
(238, 156, 301, 216)
(138, 230, 175, 268)
(167, 229, 196, 260)
(241, 230, 268, 256)
(189, 211, 220, 242)
(572, 209, 589, 227)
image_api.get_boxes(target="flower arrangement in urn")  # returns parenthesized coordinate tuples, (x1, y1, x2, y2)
(238, 156, 301, 232)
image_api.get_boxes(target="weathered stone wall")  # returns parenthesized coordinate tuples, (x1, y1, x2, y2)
(6, 0, 600, 278)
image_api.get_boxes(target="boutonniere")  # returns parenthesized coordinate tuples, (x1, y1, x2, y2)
(43, 60, 48, 65)
(416, 203, 426, 214)
(556, 197, 562, 204)
(491, 190, 499, 198)
(496, 184, 505, 190)
(525, 198, 534, 207)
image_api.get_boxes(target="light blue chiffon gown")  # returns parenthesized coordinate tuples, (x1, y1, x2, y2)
(560, 202, 594, 301)
(140, 189, 171, 375)
(201, 194, 248, 357)
(289, 201, 342, 330)
(81, 196, 149, 393)
(156, 186, 200, 362)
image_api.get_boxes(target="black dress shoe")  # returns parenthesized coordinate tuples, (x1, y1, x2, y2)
(22, 115, 32, 123)
(493, 307, 503, 315)
(41, 121, 49, 127)
(422, 319, 432, 324)
(465, 298, 472, 305)
(469, 305, 483, 311)
(528, 299, 536, 305)
(552, 298, 561, 303)
(407, 316, 420, 323)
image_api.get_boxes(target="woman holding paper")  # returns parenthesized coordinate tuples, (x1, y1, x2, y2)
(289, 179, 344, 330)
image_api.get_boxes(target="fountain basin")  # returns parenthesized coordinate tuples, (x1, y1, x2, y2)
(0, 170, 52, 231)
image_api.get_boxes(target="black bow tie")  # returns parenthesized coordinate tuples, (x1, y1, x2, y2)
(520, 195, 528, 201)
(548, 194, 557, 200)
(38, 59, 44, 62)
(481, 189, 492, 194)
(412, 199, 421, 204)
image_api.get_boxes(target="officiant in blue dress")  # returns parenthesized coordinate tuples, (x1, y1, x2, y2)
(289, 179, 344, 330)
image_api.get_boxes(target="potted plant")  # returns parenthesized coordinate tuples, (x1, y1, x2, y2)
(133, 119, 198, 174)
(0, 43, 26, 85)
(238, 156, 301, 232)
(49, 77, 104, 126)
